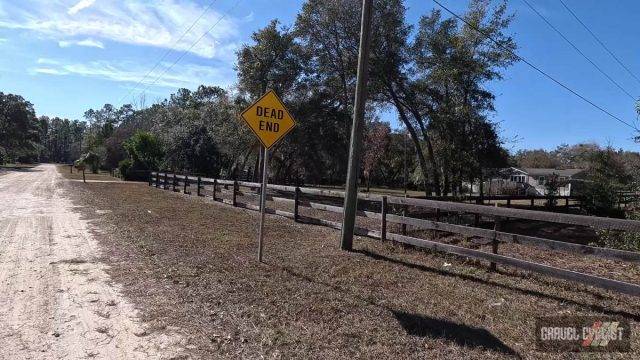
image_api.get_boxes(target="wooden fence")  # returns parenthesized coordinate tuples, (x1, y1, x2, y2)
(412, 193, 580, 210)
(149, 172, 640, 297)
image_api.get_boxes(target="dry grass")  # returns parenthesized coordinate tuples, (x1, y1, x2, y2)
(57, 165, 121, 182)
(62, 171, 640, 359)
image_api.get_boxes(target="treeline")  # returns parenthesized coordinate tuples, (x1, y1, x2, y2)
(0, 91, 87, 164)
(3, 1, 516, 193)
(2, 0, 638, 203)
(73, 0, 515, 194)
(513, 143, 640, 194)
(0, 92, 41, 163)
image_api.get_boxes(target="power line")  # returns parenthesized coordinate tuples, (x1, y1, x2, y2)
(117, 0, 220, 105)
(558, 0, 640, 87)
(138, 0, 243, 98)
(431, 0, 637, 131)
(522, 0, 635, 101)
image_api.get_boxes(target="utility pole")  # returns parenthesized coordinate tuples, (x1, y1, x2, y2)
(340, 0, 374, 251)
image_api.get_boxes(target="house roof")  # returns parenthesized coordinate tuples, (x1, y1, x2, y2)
(522, 168, 585, 177)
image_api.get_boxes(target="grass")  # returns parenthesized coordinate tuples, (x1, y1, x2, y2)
(57, 165, 121, 182)
(61, 168, 640, 359)
(0, 163, 38, 169)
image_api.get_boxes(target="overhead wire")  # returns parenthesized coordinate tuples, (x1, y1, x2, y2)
(558, 0, 640, 86)
(117, 0, 221, 105)
(522, 0, 635, 101)
(431, 0, 637, 130)
(137, 0, 243, 98)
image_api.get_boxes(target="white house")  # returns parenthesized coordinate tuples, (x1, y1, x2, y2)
(472, 167, 586, 196)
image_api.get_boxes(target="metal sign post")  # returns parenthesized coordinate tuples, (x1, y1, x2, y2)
(239, 89, 296, 262)
(258, 147, 269, 262)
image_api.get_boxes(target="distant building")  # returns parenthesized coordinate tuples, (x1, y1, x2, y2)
(472, 167, 586, 196)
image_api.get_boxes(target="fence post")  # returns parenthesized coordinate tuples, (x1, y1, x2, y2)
(402, 204, 407, 235)
(294, 187, 300, 222)
(148, 172, 152, 186)
(490, 217, 503, 271)
(506, 199, 511, 208)
(197, 176, 202, 196)
(164, 173, 168, 190)
(381, 196, 388, 241)
(565, 197, 570, 211)
(184, 175, 188, 194)
(156, 172, 160, 188)
(70, 165, 73, 174)
(213, 179, 217, 201)
(232, 180, 238, 206)
(530, 197, 535, 209)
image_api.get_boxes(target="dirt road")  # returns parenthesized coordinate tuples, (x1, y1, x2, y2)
(0, 165, 184, 359)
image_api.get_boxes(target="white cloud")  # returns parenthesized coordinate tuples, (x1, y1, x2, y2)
(33, 67, 69, 75)
(58, 38, 104, 49)
(68, 0, 96, 15)
(29, 58, 236, 90)
(0, 37, 6, 43)
(0, 0, 240, 59)
(37, 58, 60, 65)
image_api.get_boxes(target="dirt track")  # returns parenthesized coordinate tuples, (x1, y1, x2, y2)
(0, 164, 184, 359)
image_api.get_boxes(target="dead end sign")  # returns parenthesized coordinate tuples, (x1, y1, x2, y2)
(240, 90, 297, 149)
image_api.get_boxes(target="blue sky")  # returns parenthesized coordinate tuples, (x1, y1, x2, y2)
(0, 0, 638, 152)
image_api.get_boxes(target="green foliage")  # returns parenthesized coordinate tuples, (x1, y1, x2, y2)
(118, 158, 133, 180)
(593, 211, 640, 251)
(513, 143, 602, 169)
(123, 131, 163, 170)
(580, 148, 631, 217)
(164, 124, 221, 176)
(544, 173, 561, 206)
(77, 152, 101, 173)
(236, 20, 303, 98)
(0, 92, 41, 163)
(39, 116, 86, 163)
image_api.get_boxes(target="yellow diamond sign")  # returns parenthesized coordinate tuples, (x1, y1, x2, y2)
(240, 90, 297, 150)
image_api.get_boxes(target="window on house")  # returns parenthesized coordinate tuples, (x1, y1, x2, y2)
(559, 176, 567, 182)
(538, 176, 545, 185)
(510, 175, 525, 183)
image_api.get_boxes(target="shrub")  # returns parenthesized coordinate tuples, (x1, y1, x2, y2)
(544, 173, 560, 207)
(593, 211, 640, 251)
(77, 152, 101, 173)
(118, 159, 132, 180)
(123, 131, 163, 170)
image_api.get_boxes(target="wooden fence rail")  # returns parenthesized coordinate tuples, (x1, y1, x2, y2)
(149, 172, 640, 297)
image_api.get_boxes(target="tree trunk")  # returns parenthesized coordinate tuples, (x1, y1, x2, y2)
(391, 78, 442, 196)
(252, 151, 260, 182)
(387, 86, 431, 196)
(422, 130, 441, 196)
(443, 168, 450, 196)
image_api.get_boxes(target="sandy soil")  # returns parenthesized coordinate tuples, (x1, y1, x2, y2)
(0, 164, 185, 359)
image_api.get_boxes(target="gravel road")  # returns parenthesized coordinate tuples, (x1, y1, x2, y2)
(0, 164, 185, 359)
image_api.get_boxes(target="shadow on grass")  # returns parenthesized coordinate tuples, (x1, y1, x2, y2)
(393, 311, 519, 356)
(354, 249, 640, 322)
(275, 265, 520, 358)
